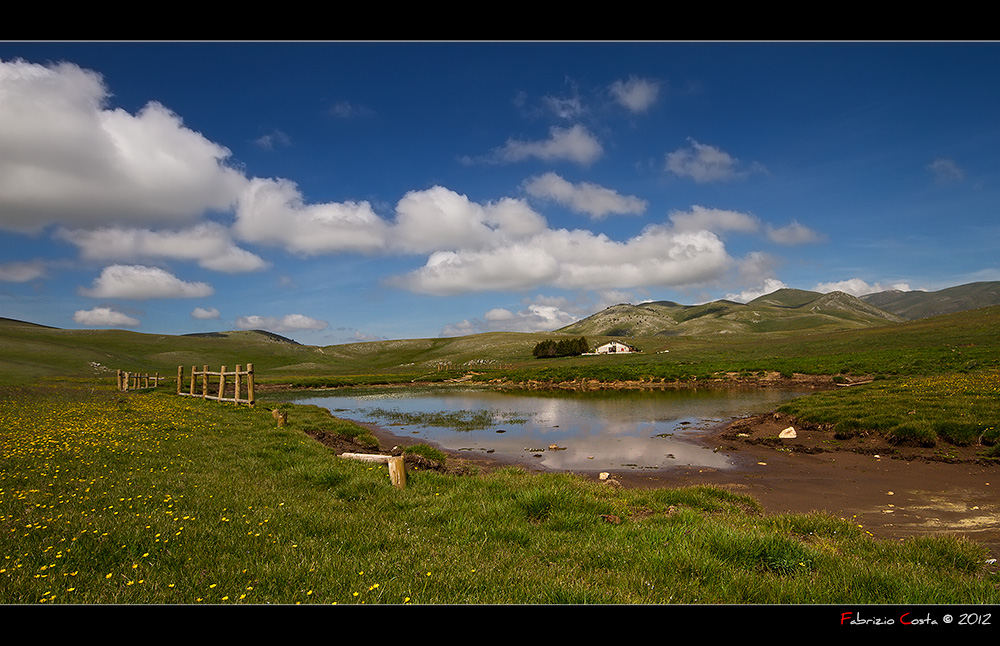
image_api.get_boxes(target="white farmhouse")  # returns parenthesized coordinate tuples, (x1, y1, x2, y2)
(593, 341, 639, 354)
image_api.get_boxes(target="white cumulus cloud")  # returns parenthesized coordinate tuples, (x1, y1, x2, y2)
(609, 76, 660, 113)
(440, 301, 581, 336)
(765, 220, 824, 245)
(725, 278, 789, 303)
(668, 205, 760, 235)
(191, 306, 221, 320)
(0, 58, 246, 233)
(392, 186, 546, 253)
(666, 138, 760, 183)
(80, 265, 213, 299)
(57, 223, 268, 273)
(523, 172, 647, 219)
(73, 306, 140, 327)
(234, 177, 388, 255)
(493, 124, 603, 166)
(391, 226, 731, 296)
(814, 278, 910, 297)
(0, 260, 47, 282)
(235, 314, 328, 332)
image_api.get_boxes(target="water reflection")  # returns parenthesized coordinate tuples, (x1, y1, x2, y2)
(293, 387, 807, 473)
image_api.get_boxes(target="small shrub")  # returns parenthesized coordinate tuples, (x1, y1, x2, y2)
(888, 422, 937, 447)
(833, 418, 862, 439)
(933, 420, 984, 446)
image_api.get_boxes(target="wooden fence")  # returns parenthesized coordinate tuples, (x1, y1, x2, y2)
(176, 364, 255, 405)
(117, 370, 165, 391)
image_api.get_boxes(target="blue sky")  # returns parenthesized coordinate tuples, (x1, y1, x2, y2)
(1, 42, 998, 345)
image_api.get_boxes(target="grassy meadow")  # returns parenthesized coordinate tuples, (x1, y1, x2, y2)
(1, 380, 997, 604)
(1, 306, 1000, 603)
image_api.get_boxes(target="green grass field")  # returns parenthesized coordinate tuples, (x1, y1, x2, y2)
(1, 380, 996, 604)
(2, 307, 1000, 603)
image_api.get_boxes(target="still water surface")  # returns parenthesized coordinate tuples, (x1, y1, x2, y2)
(294, 387, 808, 473)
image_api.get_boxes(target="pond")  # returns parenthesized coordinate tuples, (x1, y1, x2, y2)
(292, 386, 810, 473)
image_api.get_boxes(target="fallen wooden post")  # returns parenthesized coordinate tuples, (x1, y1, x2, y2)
(340, 453, 406, 489)
(341, 453, 391, 463)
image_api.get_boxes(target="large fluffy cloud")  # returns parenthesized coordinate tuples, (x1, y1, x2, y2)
(234, 182, 548, 257)
(0, 58, 246, 233)
(234, 177, 388, 255)
(523, 173, 647, 220)
(56, 223, 268, 273)
(79, 264, 213, 299)
(391, 226, 732, 295)
(392, 186, 547, 253)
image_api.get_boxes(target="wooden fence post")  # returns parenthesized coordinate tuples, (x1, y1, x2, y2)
(234, 364, 241, 404)
(177, 366, 183, 395)
(202, 365, 208, 398)
(247, 363, 255, 405)
(388, 456, 406, 489)
(219, 366, 226, 402)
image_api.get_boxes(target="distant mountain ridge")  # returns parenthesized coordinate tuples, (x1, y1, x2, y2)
(556, 288, 904, 338)
(557, 281, 1000, 338)
(859, 281, 1000, 320)
(182, 329, 301, 345)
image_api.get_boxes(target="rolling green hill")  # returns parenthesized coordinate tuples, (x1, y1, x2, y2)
(860, 281, 1000, 320)
(3, 299, 999, 388)
(556, 289, 903, 338)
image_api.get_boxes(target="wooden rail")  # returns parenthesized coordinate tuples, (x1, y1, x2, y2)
(176, 364, 254, 405)
(117, 370, 164, 391)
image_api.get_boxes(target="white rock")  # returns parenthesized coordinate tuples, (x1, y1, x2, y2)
(779, 426, 797, 439)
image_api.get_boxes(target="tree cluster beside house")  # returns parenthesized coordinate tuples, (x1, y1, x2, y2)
(532, 337, 641, 358)
(532, 337, 589, 358)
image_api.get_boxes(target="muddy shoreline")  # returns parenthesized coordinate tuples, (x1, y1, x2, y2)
(288, 377, 1000, 562)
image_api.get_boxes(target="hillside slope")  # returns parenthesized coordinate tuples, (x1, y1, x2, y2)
(861, 281, 1000, 320)
(557, 289, 903, 338)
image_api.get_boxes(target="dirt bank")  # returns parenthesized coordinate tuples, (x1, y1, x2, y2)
(289, 378, 1000, 563)
(603, 413, 1000, 561)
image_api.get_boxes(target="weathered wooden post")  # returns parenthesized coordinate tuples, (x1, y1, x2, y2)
(201, 365, 208, 399)
(117, 369, 123, 390)
(177, 366, 183, 395)
(234, 364, 241, 404)
(219, 366, 226, 402)
(247, 363, 255, 405)
(388, 456, 406, 489)
(340, 453, 407, 489)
